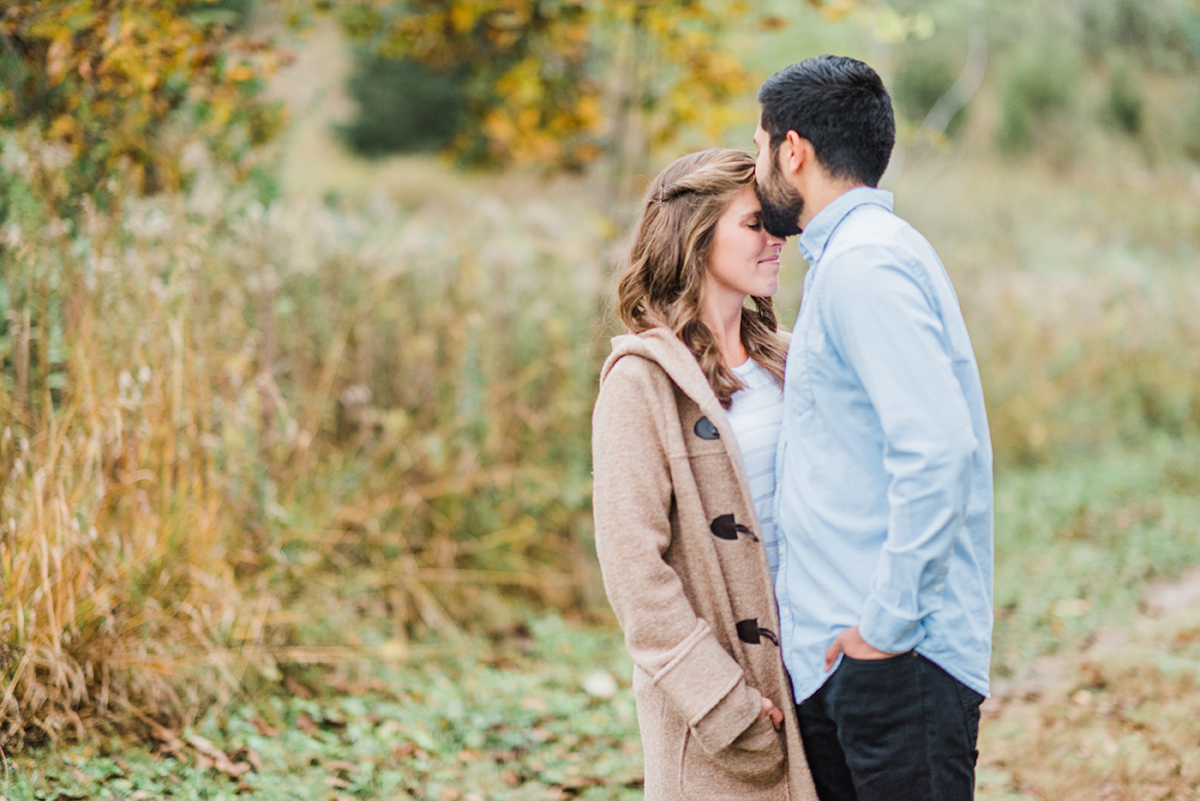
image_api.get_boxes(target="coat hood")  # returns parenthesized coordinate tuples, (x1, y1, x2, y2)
(600, 328, 723, 417)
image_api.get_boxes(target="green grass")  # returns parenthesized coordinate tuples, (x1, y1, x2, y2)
(1, 619, 642, 800)
(993, 434, 1200, 675)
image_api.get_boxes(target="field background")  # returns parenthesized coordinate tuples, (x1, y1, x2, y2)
(3, 0, 1200, 798)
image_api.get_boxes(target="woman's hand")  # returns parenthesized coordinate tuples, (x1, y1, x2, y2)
(760, 695, 784, 730)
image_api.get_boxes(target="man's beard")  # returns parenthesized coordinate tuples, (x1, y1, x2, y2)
(756, 159, 804, 238)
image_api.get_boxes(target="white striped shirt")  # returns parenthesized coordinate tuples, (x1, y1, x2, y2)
(725, 357, 785, 578)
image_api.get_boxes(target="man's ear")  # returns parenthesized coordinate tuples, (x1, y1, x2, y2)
(782, 130, 813, 176)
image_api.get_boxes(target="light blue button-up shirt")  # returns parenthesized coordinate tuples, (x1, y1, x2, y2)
(774, 187, 994, 701)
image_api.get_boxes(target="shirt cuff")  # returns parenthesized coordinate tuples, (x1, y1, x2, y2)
(858, 595, 926, 655)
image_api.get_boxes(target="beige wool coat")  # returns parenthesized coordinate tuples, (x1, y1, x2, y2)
(592, 328, 817, 801)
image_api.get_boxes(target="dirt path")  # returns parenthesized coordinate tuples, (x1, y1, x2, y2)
(978, 566, 1200, 800)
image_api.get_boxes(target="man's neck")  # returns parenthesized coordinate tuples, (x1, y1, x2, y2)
(798, 181, 867, 231)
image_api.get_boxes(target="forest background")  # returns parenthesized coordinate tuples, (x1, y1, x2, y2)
(3, 0, 1200, 798)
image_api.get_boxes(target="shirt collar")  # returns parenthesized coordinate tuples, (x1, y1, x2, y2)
(797, 186, 894, 264)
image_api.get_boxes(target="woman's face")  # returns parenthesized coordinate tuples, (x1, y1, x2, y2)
(706, 185, 785, 300)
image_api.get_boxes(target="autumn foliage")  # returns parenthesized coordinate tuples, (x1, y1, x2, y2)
(333, 0, 760, 169)
(0, 0, 282, 202)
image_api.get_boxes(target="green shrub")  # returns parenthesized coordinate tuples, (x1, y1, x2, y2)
(339, 55, 467, 158)
(1080, 0, 1200, 70)
(1177, 98, 1200, 161)
(185, 0, 257, 28)
(1101, 62, 1144, 135)
(997, 45, 1081, 155)
(892, 46, 969, 137)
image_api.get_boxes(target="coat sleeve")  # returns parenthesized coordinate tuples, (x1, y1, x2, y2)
(592, 356, 762, 754)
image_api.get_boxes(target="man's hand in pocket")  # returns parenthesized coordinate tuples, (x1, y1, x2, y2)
(824, 626, 900, 671)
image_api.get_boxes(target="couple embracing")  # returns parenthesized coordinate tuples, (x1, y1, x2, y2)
(592, 56, 994, 800)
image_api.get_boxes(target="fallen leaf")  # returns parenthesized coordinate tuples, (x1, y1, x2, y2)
(249, 717, 280, 737)
(391, 740, 426, 760)
(186, 735, 251, 778)
(187, 735, 224, 760)
(230, 745, 262, 772)
(521, 697, 548, 712)
(322, 710, 348, 730)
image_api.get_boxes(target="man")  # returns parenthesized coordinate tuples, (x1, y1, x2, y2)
(753, 55, 994, 801)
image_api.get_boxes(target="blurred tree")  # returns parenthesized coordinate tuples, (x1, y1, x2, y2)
(326, 0, 858, 170)
(0, 0, 284, 213)
(332, 0, 603, 169)
(338, 54, 465, 156)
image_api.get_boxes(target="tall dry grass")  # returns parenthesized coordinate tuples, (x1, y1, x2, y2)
(0, 134, 606, 745)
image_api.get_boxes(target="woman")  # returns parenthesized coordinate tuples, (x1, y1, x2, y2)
(592, 149, 816, 800)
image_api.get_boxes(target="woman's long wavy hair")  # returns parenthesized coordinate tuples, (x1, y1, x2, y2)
(617, 148, 788, 408)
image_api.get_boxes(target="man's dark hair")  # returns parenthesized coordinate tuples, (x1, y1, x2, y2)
(757, 55, 896, 187)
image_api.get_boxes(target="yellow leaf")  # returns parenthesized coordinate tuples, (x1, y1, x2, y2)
(450, 4, 478, 33)
(47, 114, 78, 141)
(911, 12, 936, 41)
(820, 0, 857, 23)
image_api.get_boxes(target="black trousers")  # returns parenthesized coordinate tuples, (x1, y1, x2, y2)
(796, 651, 983, 801)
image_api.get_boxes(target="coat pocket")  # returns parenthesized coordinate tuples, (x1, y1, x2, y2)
(633, 667, 679, 800)
(680, 713, 787, 797)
